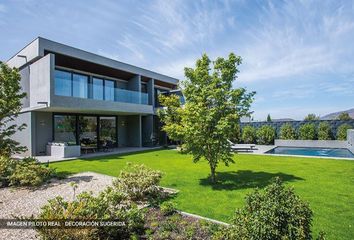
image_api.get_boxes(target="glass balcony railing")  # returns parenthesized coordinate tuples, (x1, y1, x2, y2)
(115, 88, 148, 105)
(54, 69, 150, 105)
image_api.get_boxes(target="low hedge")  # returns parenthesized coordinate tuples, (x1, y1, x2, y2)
(0, 156, 55, 187)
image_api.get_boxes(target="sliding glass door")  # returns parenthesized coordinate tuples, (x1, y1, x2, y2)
(78, 116, 98, 150)
(99, 116, 117, 148)
(53, 114, 117, 151)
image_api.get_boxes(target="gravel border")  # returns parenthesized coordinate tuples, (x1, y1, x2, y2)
(0, 172, 114, 240)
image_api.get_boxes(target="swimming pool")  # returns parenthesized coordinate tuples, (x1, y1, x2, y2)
(266, 147, 354, 158)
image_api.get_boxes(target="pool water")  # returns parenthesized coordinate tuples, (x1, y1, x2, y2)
(266, 147, 354, 158)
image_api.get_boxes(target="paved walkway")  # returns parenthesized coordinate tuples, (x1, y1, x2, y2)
(234, 145, 275, 154)
(36, 146, 162, 163)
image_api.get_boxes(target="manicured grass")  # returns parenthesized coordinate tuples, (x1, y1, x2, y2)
(50, 149, 354, 239)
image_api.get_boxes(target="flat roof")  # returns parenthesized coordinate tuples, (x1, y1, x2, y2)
(7, 37, 179, 85)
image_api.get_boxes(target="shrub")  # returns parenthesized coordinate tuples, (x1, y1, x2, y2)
(317, 122, 332, 140)
(256, 125, 276, 145)
(9, 157, 54, 187)
(279, 123, 297, 140)
(241, 125, 256, 144)
(160, 201, 177, 216)
(336, 123, 352, 140)
(219, 177, 314, 240)
(0, 157, 54, 187)
(36, 188, 145, 240)
(145, 208, 221, 240)
(298, 123, 317, 140)
(0, 156, 17, 187)
(113, 163, 163, 201)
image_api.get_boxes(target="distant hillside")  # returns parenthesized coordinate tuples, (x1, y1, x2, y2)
(321, 108, 354, 120)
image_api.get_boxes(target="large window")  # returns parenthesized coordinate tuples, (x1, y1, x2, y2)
(79, 116, 97, 149)
(73, 73, 88, 98)
(53, 115, 77, 145)
(93, 78, 104, 100)
(105, 80, 115, 101)
(55, 70, 72, 96)
(99, 117, 117, 148)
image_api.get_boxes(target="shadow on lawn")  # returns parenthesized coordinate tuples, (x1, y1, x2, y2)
(199, 170, 304, 190)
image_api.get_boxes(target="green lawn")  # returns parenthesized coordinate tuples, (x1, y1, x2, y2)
(50, 149, 354, 239)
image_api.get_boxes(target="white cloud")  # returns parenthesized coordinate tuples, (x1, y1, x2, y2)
(237, 0, 354, 83)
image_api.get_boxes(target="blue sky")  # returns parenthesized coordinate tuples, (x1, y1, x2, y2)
(0, 0, 353, 120)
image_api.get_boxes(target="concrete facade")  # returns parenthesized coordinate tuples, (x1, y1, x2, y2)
(7, 37, 179, 156)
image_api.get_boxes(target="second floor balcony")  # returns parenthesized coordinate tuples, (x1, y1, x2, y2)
(54, 69, 149, 105)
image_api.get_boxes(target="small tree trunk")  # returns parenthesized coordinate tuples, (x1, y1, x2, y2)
(210, 165, 216, 183)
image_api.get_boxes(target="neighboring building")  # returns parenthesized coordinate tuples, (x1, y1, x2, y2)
(6, 37, 179, 156)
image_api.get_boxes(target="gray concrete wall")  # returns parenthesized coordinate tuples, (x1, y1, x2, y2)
(128, 75, 141, 92)
(9, 112, 34, 156)
(19, 66, 30, 108)
(274, 139, 348, 149)
(34, 112, 53, 155)
(127, 115, 142, 147)
(348, 130, 354, 153)
(147, 78, 155, 106)
(29, 53, 53, 107)
(142, 115, 154, 146)
(118, 116, 128, 147)
(7, 38, 40, 68)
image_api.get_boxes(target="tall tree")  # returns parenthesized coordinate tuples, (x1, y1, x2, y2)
(158, 53, 255, 183)
(0, 63, 27, 157)
(266, 114, 272, 122)
(304, 113, 319, 121)
(337, 112, 351, 120)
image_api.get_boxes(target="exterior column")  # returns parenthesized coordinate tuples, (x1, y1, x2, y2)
(147, 78, 155, 106)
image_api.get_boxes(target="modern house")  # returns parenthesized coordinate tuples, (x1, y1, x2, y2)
(6, 37, 179, 157)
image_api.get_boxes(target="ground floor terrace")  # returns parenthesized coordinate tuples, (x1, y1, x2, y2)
(12, 111, 167, 157)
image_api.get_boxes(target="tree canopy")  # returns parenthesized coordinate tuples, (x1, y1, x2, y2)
(158, 53, 255, 183)
(304, 113, 320, 121)
(337, 112, 352, 120)
(0, 63, 27, 157)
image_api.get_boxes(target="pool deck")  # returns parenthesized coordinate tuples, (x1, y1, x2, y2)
(238, 145, 354, 161)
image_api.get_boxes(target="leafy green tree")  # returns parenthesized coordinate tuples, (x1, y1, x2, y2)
(298, 123, 317, 140)
(219, 178, 314, 240)
(0, 63, 27, 157)
(230, 123, 242, 143)
(158, 53, 255, 183)
(242, 125, 257, 144)
(337, 112, 352, 120)
(317, 122, 332, 140)
(256, 125, 276, 145)
(266, 114, 272, 122)
(304, 113, 320, 121)
(336, 124, 352, 140)
(279, 123, 297, 139)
